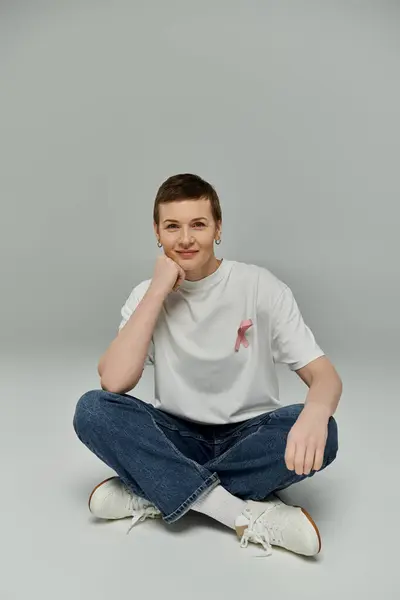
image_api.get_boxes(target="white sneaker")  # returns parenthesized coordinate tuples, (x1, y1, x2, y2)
(235, 494, 321, 557)
(88, 476, 162, 533)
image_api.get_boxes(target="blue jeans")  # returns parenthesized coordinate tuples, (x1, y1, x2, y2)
(73, 390, 338, 524)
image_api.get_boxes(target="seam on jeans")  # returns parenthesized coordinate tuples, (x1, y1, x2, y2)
(142, 402, 213, 480)
(213, 412, 273, 444)
(209, 404, 305, 467)
(210, 410, 275, 463)
(163, 474, 220, 524)
(144, 405, 215, 443)
(268, 403, 303, 420)
(152, 419, 213, 443)
(207, 423, 267, 468)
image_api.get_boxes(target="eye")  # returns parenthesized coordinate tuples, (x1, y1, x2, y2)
(166, 224, 178, 229)
(193, 222, 206, 228)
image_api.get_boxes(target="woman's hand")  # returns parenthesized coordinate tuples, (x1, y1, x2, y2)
(284, 403, 330, 475)
(149, 255, 186, 297)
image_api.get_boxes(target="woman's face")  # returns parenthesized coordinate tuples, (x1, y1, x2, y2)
(154, 198, 221, 274)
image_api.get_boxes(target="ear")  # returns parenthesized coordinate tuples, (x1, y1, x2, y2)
(153, 221, 159, 239)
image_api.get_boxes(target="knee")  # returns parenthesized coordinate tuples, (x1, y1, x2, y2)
(324, 415, 339, 466)
(73, 389, 107, 439)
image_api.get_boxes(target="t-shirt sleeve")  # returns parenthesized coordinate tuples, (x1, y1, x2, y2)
(270, 285, 325, 371)
(118, 287, 155, 366)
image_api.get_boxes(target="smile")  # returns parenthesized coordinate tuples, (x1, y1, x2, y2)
(177, 251, 199, 258)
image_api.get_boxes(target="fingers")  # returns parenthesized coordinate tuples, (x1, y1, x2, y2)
(294, 444, 307, 475)
(285, 421, 328, 475)
(178, 266, 186, 284)
(286, 436, 308, 475)
(303, 444, 316, 475)
(175, 269, 186, 290)
(172, 266, 186, 291)
(284, 438, 296, 471)
(313, 446, 325, 471)
(286, 442, 325, 475)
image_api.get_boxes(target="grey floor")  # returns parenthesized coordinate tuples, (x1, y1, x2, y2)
(3, 348, 397, 599)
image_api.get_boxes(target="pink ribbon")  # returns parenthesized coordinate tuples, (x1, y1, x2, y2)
(234, 319, 253, 352)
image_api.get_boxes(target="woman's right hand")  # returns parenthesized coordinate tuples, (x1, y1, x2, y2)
(149, 255, 186, 296)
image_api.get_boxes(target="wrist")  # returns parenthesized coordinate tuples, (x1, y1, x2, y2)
(302, 401, 332, 421)
(146, 285, 168, 303)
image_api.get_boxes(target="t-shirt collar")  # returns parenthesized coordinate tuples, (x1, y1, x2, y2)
(179, 258, 229, 292)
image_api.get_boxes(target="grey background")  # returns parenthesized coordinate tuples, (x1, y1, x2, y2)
(1, 1, 399, 599)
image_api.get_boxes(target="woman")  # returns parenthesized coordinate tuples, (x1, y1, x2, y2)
(73, 173, 341, 557)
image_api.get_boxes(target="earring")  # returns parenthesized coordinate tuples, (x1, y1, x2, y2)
(157, 241, 162, 248)
(215, 238, 222, 245)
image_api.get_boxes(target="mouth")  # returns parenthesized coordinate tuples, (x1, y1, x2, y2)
(176, 250, 199, 259)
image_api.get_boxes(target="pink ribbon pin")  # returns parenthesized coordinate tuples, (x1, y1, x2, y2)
(234, 319, 253, 352)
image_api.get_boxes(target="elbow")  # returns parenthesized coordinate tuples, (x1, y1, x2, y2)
(100, 372, 141, 395)
(100, 377, 123, 394)
(100, 372, 120, 394)
(100, 378, 113, 392)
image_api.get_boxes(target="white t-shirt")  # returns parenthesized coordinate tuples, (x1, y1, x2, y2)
(118, 259, 324, 425)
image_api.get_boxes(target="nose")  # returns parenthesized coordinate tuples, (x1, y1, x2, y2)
(179, 227, 195, 247)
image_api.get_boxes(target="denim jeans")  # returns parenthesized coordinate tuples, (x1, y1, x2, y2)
(73, 390, 338, 524)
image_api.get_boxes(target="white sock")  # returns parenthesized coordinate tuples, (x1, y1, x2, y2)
(191, 485, 247, 529)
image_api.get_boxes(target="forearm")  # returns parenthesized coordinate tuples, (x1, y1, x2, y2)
(100, 287, 166, 393)
(303, 373, 343, 420)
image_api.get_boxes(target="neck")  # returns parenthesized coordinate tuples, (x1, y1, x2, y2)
(184, 256, 222, 282)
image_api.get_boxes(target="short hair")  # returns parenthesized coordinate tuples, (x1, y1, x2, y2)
(153, 173, 222, 225)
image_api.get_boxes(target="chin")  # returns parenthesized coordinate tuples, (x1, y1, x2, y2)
(180, 256, 204, 271)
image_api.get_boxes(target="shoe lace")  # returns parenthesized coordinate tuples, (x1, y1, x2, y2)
(126, 495, 161, 535)
(239, 505, 284, 556)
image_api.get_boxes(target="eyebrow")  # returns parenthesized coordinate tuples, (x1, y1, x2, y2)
(162, 217, 209, 224)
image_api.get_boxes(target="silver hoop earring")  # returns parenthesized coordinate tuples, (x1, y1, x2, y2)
(215, 239, 222, 245)
(157, 241, 162, 248)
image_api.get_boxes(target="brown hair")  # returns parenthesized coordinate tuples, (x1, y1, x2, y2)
(153, 173, 222, 226)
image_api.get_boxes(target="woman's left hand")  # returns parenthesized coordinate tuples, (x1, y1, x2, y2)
(285, 404, 330, 475)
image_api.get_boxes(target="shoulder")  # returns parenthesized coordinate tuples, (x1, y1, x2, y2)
(228, 259, 288, 307)
(121, 278, 152, 310)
